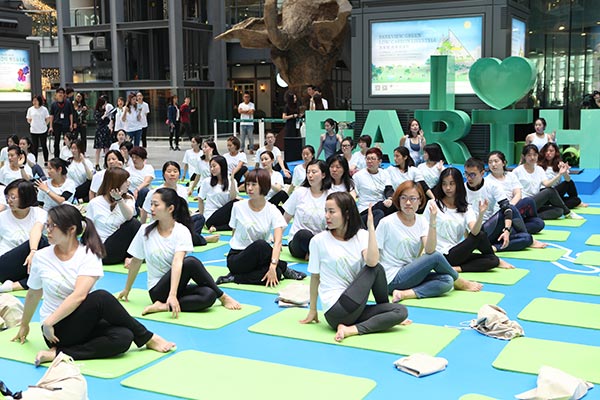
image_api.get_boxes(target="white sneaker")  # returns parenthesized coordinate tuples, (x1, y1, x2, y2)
(566, 211, 584, 220)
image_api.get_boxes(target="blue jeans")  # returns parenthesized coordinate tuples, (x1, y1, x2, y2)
(387, 252, 457, 299)
(128, 129, 142, 147)
(483, 206, 533, 251)
(240, 125, 254, 151)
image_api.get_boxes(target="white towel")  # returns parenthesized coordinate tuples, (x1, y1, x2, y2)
(393, 353, 448, 378)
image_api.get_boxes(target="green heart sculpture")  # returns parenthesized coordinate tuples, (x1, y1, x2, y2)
(469, 56, 536, 110)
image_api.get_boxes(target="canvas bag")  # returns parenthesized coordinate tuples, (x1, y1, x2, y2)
(470, 304, 524, 340)
(0, 294, 23, 330)
(515, 365, 594, 400)
(276, 283, 310, 307)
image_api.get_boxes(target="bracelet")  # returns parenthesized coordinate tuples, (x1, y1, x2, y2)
(502, 227, 511, 233)
(114, 197, 123, 202)
(19, 165, 25, 169)
(31, 249, 37, 252)
(45, 189, 51, 194)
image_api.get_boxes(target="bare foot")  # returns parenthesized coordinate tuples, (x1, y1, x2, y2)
(35, 348, 57, 367)
(335, 324, 358, 342)
(497, 259, 515, 269)
(391, 289, 416, 303)
(142, 301, 169, 315)
(145, 334, 176, 353)
(205, 234, 220, 243)
(400, 319, 413, 326)
(580, 203, 589, 208)
(530, 239, 548, 248)
(452, 266, 462, 272)
(208, 226, 217, 233)
(219, 293, 241, 310)
(454, 278, 483, 292)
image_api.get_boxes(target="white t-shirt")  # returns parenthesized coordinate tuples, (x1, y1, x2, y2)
(512, 165, 545, 198)
(0, 148, 7, 164)
(256, 146, 282, 168)
(544, 167, 561, 188)
(224, 152, 247, 175)
(282, 186, 328, 241)
(126, 163, 155, 191)
(229, 200, 287, 250)
(199, 177, 231, 220)
(330, 182, 353, 193)
(238, 102, 255, 126)
(487, 172, 522, 202)
(266, 171, 284, 200)
(386, 166, 425, 189)
(0, 207, 47, 256)
(108, 141, 121, 152)
(350, 152, 366, 171)
(0, 164, 32, 185)
(67, 158, 94, 186)
(291, 164, 306, 187)
(59, 146, 72, 161)
(376, 213, 428, 283)
(26, 106, 49, 134)
(308, 229, 368, 312)
(353, 168, 391, 213)
(139, 102, 150, 128)
(90, 169, 106, 194)
(86, 196, 135, 242)
(114, 108, 126, 132)
(465, 179, 507, 221)
(417, 163, 443, 188)
(128, 222, 194, 289)
(182, 149, 203, 176)
(124, 106, 143, 132)
(28, 245, 104, 322)
(423, 200, 476, 255)
(37, 178, 76, 211)
(194, 159, 211, 180)
(142, 184, 188, 214)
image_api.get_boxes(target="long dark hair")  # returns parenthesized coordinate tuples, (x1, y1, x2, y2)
(144, 188, 193, 238)
(538, 142, 562, 172)
(285, 90, 298, 114)
(210, 155, 229, 191)
(488, 150, 508, 172)
(97, 167, 132, 200)
(48, 157, 69, 176)
(393, 146, 414, 172)
(327, 154, 354, 191)
(407, 118, 422, 138)
(49, 205, 106, 258)
(327, 191, 362, 241)
(301, 159, 331, 191)
(94, 97, 106, 112)
(433, 167, 468, 213)
(201, 139, 218, 160)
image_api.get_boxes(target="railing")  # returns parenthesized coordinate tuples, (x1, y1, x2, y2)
(212, 118, 293, 144)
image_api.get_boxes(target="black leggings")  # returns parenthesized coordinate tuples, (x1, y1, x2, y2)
(515, 197, 545, 234)
(149, 256, 223, 312)
(533, 188, 571, 220)
(141, 126, 148, 148)
(233, 166, 248, 185)
(288, 229, 314, 259)
(31, 132, 49, 163)
(47, 289, 154, 360)
(360, 201, 395, 228)
(227, 240, 287, 285)
(169, 122, 180, 149)
(556, 180, 582, 209)
(444, 231, 499, 272)
(103, 219, 141, 265)
(324, 264, 408, 335)
(205, 200, 238, 231)
(0, 237, 49, 288)
(74, 180, 92, 203)
(273, 162, 291, 184)
(268, 191, 289, 214)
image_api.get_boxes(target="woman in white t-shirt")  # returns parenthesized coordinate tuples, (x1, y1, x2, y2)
(13, 204, 175, 365)
(112, 97, 126, 134)
(288, 144, 314, 194)
(109, 129, 128, 152)
(59, 132, 75, 161)
(427, 167, 513, 272)
(512, 144, 582, 220)
(0, 135, 18, 169)
(387, 146, 432, 199)
(259, 150, 288, 213)
(126, 146, 155, 209)
(0, 180, 48, 293)
(300, 192, 408, 342)
(224, 136, 248, 186)
(283, 159, 330, 260)
(188, 139, 217, 197)
(0, 145, 32, 185)
(67, 139, 94, 203)
(19, 137, 45, 179)
(217, 169, 306, 286)
(89, 150, 125, 200)
(349, 135, 370, 175)
(119, 188, 240, 316)
(86, 167, 140, 265)
(35, 158, 76, 211)
(417, 144, 445, 189)
(199, 155, 238, 232)
(181, 135, 203, 183)
(26, 95, 50, 164)
(255, 132, 291, 182)
(327, 154, 356, 197)
(377, 181, 482, 302)
(538, 142, 587, 209)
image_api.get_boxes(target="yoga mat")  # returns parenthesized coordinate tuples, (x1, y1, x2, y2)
(548, 274, 600, 296)
(192, 240, 228, 253)
(543, 218, 586, 227)
(11, 290, 27, 298)
(0, 323, 169, 378)
(496, 247, 566, 262)
(533, 230, 571, 242)
(279, 247, 308, 264)
(518, 297, 600, 330)
(459, 395, 498, 400)
(121, 350, 377, 400)
(201, 228, 233, 236)
(574, 251, 600, 266)
(207, 266, 309, 295)
(400, 290, 504, 314)
(585, 234, 600, 246)
(459, 268, 529, 285)
(248, 308, 460, 356)
(492, 337, 600, 384)
(104, 262, 147, 274)
(116, 289, 260, 329)
(573, 206, 600, 215)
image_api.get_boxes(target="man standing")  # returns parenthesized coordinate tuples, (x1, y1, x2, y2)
(307, 84, 329, 110)
(238, 92, 255, 153)
(48, 87, 74, 158)
(136, 92, 150, 148)
(179, 96, 195, 141)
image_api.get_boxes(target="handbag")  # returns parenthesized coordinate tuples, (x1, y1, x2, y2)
(19, 352, 88, 400)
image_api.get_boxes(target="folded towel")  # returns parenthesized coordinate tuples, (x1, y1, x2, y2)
(393, 353, 448, 378)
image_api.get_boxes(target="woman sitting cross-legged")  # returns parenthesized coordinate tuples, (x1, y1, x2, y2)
(66, 139, 94, 203)
(89, 150, 125, 200)
(300, 192, 409, 342)
(217, 168, 306, 286)
(376, 181, 483, 302)
(199, 155, 238, 233)
(34, 158, 76, 211)
(0, 179, 49, 293)
(119, 188, 240, 316)
(538, 142, 587, 209)
(86, 167, 141, 265)
(12, 205, 175, 366)
(259, 150, 289, 214)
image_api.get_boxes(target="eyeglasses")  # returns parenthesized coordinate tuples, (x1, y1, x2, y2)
(365, 157, 380, 162)
(44, 222, 58, 232)
(400, 195, 419, 203)
(341, 144, 352, 148)
(464, 172, 478, 179)
(4, 194, 17, 201)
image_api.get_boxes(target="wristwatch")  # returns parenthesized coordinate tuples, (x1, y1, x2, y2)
(270, 258, 279, 265)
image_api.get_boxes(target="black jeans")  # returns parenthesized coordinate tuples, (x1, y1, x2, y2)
(52, 123, 70, 158)
(31, 132, 49, 163)
(444, 231, 499, 272)
(0, 237, 49, 289)
(288, 229, 314, 259)
(556, 180, 582, 209)
(227, 240, 287, 285)
(205, 199, 237, 231)
(103, 219, 141, 265)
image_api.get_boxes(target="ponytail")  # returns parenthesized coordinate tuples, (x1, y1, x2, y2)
(80, 217, 107, 258)
(48, 205, 106, 259)
(144, 188, 194, 238)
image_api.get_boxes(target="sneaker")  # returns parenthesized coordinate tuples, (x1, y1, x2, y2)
(566, 211, 584, 220)
(216, 273, 235, 285)
(282, 268, 307, 280)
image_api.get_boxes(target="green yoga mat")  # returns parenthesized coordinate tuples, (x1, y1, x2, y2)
(104, 262, 147, 274)
(116, 289, 260, 329)
(585, 234, 600, 246)
(279, 247, 308, 264)
(399, 290, 505, 314)
(248, 308, 460, 356)
(201, 228, 233, 236)
(533, 230, 571, 242)
(121, 350, 377, 400)
(518, 297, 600, 330)
(574, 251, 600, 266)
(573, 206, 600, 215)
(207, 266, 309, 295)
(11, 290, 27, 298)
(0, 323, 170, 378)
(459, 268, 529, 285)
(459, 395, 498, 400)
(192, 240, 229, 253)
(543, 218, 586, 227)
(493, 337, 600, 384)
(497, 247, 566, 261)
(548, 274, 600, 296)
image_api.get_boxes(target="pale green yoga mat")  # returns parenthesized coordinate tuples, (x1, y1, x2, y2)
(460, 268, 529, 285)
(548, 274, 600, 296)
(121, 350, 377, 400)
(12, 289, 27, 298)
(585, 234, 600, 246)
(574, 251, 600, 266)
(201, 228, 233, 236)
(400, 290, 505, 314)
(248, 308, 460, 356)
(279, 247, 307, 263)
(533, 229, 571, 242)
(0, 323, 169, 378)
(518, 297, 600, 330)
(493, 337, 600, 384)
(573, 206, 600, 215)
(116, 289, 260, 329)
(543, 218, 586, 227)
(497, 247, 566, 261)
(207, 266, 308, 295)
